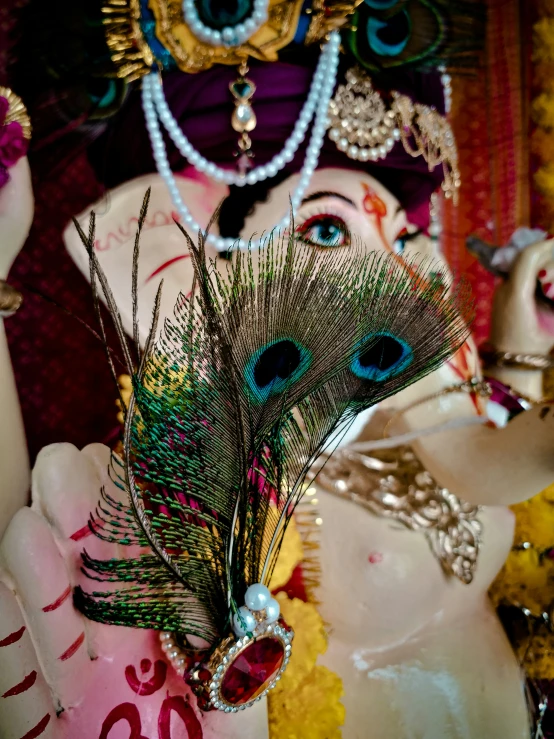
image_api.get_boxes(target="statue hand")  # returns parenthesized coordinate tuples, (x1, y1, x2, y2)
(490, 238, 554, 355)
(0, 157, 34, 278)
(0, 443, 268, 739)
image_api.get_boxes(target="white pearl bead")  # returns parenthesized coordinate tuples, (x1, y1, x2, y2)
(385, 137, 394, 151)
(378, 145, 387, 158)
(329, 128, 340, 142)
(369, 148, 379, 161)
(429, 221, 442, 237)
(265, 597, 280, 623)
(359, 148, 369, 162)
(233, 605, 256, 636)
(348, 144, 359, 159)
(337, 137, 348, 152)
(393, 128, 401, 141)
(245, 583, 271, 611)
(222, 27, 235, 44)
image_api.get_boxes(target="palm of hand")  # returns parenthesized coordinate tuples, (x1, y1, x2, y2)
(0, 443, 266, 739)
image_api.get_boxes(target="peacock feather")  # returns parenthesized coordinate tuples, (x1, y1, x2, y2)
(346, 0, 486, 73)
(74, 191, 472, 647)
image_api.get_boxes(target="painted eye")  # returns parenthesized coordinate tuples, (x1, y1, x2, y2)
(297, 215, 350, 249)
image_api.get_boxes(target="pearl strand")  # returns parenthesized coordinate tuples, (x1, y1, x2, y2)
(182, 0, 269, 48)
(147, 32, 335, 187)
(143, 31, 340, 252)
(439, 65, 452, 115)
(160, 631, 187, 675)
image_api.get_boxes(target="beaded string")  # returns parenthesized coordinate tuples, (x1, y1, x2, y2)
(142, 31, 341, 252)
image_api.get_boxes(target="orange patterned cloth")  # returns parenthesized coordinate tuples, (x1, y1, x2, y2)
(442, 0, 532, 344)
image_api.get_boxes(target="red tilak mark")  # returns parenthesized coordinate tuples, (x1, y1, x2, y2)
(539, 269, 547, 279)
(42, 585, 71, 613)
(368, 551, 383, 564)
(70, 523, 93, 542)
(0, 625, 25, 647)
(58, 632, 85, 661)
(125, 659, 167, 696)
(140, 658, 152, 674)
(18, 713, 50, 739)
(158, 695, 203, 739)
(2, 670, 37, 698)
(99, 703, 148, 739)
(146, 253, 191, 282)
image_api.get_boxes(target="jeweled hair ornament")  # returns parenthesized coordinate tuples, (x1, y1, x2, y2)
(72, 191, 473, 712)
(328, 66, 461, 202)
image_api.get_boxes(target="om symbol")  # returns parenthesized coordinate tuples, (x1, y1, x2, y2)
(99, 659, 203, 738)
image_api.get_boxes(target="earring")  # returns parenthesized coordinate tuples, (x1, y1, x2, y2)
(327, 67, 400, 163)
(327, 67, 461, 203)
(230, 60, 257, 175)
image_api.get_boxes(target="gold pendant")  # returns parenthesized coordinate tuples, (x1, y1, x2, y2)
(230, 61, 257, 174)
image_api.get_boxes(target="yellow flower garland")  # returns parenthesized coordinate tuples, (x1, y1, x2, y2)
(489, 482, 554, 678)
(532, 2, 554, 229)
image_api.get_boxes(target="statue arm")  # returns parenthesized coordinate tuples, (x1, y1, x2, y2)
(0, 157, 34, 536)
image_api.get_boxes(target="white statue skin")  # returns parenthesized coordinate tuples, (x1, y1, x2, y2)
(0, 157, 33, 538)
(1, 165, 553, 737)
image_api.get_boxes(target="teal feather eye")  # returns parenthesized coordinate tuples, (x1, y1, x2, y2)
(244, 339, 312, 403)
(364, 0, 400, 9)
(367, 10, 412, 57)
(351, 332, 413, 381)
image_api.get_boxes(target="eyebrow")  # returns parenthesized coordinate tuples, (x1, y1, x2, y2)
(301, 191, 357, 209)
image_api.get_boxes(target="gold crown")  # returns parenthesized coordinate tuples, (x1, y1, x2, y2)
(103, 0, 363, 79)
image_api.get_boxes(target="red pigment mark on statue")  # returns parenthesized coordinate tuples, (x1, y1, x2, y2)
(368, 551, 383, 564)
(2, 670, 37, 698)
(361, 182, 431, 285)
(70, 523, 93, 541)
(362, 182, 390, 249)
(158, 695, 203, 739)
(220, 636, 284, 706)
(99, 703, 148, 739)
(18, 713, 50, 739)
(125, 659, 167, 696)
(94, 210, 174, 252)
(146, 254, 191, 282)
(58, 632, 85, 661)
(42, 585, 71, 613)
(539, 269, 547, 279)
(0, 625, 25, 647)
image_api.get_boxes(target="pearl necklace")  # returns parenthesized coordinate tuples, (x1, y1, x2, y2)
(182, 0, 269, 48)
(147, 34, 333, 188)
(142, 31, 340, 252)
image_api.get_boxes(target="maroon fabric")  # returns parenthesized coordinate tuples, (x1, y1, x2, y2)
(5, 153, 120, 463)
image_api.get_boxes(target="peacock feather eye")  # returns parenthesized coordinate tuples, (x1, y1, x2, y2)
(244, 339, 312, 403)
(364, 0, 401, 8)
(367, 10, 412, 57)
(351, 332, 413, 381)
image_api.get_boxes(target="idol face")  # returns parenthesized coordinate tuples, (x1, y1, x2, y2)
(64, 167, 409, 342)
